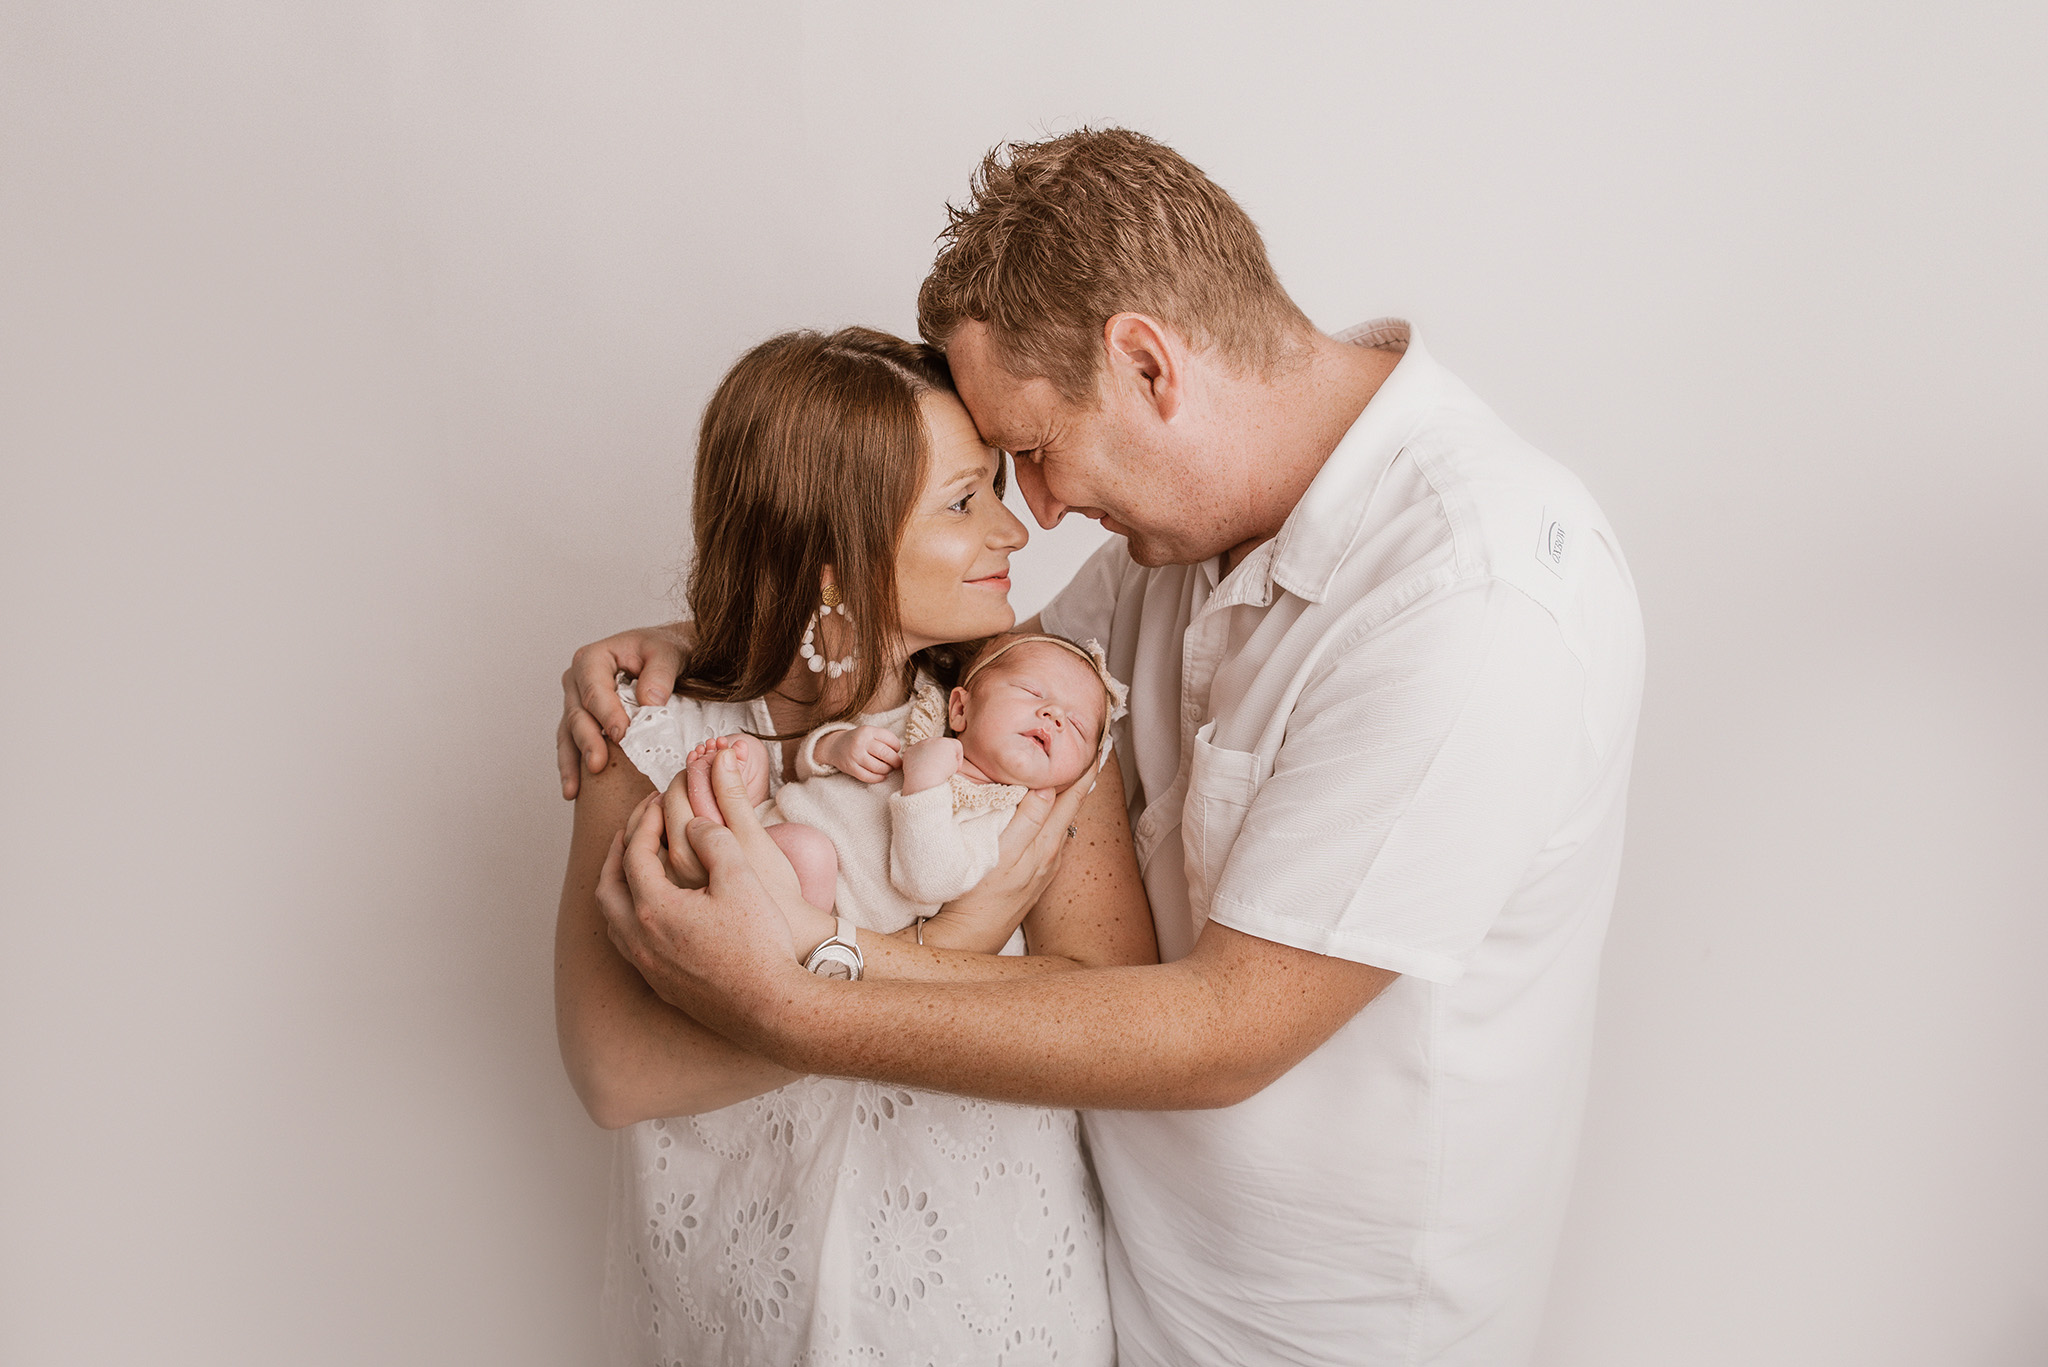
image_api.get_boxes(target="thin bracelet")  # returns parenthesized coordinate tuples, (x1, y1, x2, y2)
(915, 916, 927, 946)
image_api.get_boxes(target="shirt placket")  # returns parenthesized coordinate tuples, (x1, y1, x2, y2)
(1174, 555, 1274, 793)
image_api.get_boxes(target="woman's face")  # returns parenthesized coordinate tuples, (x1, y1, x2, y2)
(894, 391, 1029, 656)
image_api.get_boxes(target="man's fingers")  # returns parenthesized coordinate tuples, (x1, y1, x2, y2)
(663, 776, 710, 885)
(634, 639, 685, 708)
(595, 830, 631, 929)
(709, 747, 763, 829)
(708, 749, 784, 862)
(557, 717, 583, 800)
(620, 796, 676, 901)
(679, 815, 748, 886)
(574, 658, 633, 744)
(569, 711, 609, 773)
(705, 748, 808, 904)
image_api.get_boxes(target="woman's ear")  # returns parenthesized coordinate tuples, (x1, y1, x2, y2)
(818, 564, 839, 599)
(948, 686, 970, 734)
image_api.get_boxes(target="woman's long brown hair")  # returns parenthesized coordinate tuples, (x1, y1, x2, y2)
(674, 327, 989, 731)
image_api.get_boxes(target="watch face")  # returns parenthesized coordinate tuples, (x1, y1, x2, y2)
(815, 960, 854, 981)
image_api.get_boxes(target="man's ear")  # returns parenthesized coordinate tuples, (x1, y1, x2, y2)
(948, 687, 970, 733)
(1102, 313, 1183, 423)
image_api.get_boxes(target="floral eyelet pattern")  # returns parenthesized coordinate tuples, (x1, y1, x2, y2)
(599, 692, 1114, 1365)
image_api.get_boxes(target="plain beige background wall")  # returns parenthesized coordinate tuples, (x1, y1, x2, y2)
(3, 3, 2042, 1363)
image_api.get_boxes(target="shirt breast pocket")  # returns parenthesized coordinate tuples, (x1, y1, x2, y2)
(1183, 720, 1265, 919)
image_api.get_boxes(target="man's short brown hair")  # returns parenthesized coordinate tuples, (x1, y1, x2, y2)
(916, 128, 1312, 402)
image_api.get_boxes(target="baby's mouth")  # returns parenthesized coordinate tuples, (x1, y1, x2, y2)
(1024, 727, 1053, 756)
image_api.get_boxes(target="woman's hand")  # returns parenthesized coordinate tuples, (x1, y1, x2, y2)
(924, 766, 1097, 946)
(557, 620, 697, 799)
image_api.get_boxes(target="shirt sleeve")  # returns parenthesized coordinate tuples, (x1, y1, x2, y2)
(1038, 536, 1131, 647)
(615, 677, 695, 792)
(1204, 580, 1591, 984)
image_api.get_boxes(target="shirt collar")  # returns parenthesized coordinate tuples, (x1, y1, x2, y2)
(1260, 318, 1438, 605)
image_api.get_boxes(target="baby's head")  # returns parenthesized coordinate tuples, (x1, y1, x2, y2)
(949, 635, 1123, 790)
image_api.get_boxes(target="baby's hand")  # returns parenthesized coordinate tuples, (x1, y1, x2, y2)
(818, 725, 901, 783)
(900, 736, 964, 796)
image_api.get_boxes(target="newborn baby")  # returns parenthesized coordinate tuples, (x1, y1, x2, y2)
(678, 633, 1128, 946)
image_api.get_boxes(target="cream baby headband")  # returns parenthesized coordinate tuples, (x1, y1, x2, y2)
(960, 632, 1131, 766)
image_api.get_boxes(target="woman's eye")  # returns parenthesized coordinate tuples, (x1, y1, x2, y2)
(948, 491, 974, 513)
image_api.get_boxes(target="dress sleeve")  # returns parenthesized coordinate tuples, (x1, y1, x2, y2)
(615, 676, 695, 792)
(888, 786, 998, 906)
(1204, 580, 1593, 984)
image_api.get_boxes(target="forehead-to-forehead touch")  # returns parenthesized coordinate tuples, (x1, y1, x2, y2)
(918, 387, 994, 469)
(943, 322, 1078, 450)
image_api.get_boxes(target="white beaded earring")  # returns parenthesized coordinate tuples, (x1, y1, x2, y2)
(799, 583, 857, 679)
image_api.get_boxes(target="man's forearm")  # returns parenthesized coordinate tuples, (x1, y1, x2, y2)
(758, 959, 1258, 1110)
(736, 922, 1395, 1111)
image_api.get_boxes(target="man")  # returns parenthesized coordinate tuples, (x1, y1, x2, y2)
(563, 128, 1643, 1366)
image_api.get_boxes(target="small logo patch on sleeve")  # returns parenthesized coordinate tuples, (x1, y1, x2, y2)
(1536, 508, 1569, 577)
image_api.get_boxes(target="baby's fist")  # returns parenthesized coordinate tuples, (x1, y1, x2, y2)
(900, 736, 964, 796)
(829, 724, 902, 782)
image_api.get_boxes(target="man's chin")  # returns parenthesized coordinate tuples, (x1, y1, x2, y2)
(1122, 533, 1199, 570)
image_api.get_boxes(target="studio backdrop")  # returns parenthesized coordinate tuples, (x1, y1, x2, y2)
(3, 3, 2042, 1364)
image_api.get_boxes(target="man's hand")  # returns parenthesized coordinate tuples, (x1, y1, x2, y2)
(815, 725, 902, 783)
(899, 736, 963, 796)
(598, 745, 823, 1050)
(557, 622, 695, 799)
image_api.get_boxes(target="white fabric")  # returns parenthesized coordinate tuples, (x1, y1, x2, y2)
(1040, 321, 1645, 1367)
(605, 685, 1113, 1366)
(763, 692, 924, 936)
(886, 781, 1018, 907)
(766, 681, 1028, 934)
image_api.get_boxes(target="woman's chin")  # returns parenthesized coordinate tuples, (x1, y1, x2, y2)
(965, 602, 1016, 638)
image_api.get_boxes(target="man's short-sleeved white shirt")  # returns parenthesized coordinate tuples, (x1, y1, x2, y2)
(1041, 321, 1644, 1367)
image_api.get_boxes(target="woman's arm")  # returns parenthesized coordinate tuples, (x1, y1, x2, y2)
(555, 742, 796, 1128)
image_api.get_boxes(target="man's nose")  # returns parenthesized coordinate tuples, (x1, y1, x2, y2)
(1012, 457, 1068, 530)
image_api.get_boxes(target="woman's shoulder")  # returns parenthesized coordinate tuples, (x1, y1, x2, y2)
(615, 675, 769, 792)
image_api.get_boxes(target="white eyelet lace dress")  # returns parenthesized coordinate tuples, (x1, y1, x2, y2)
(600, 684, 1114, 1367)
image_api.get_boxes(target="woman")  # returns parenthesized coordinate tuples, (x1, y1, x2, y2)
(556, 327, 1155, 1363)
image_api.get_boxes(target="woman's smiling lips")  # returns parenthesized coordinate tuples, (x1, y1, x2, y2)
(967, 569, 1011, 592)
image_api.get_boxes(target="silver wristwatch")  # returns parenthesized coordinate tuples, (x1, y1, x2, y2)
(802, 916, 863, 981)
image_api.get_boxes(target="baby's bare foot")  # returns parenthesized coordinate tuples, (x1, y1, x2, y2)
(684, 734, 769, 824)
(683, 741, 727, 825)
